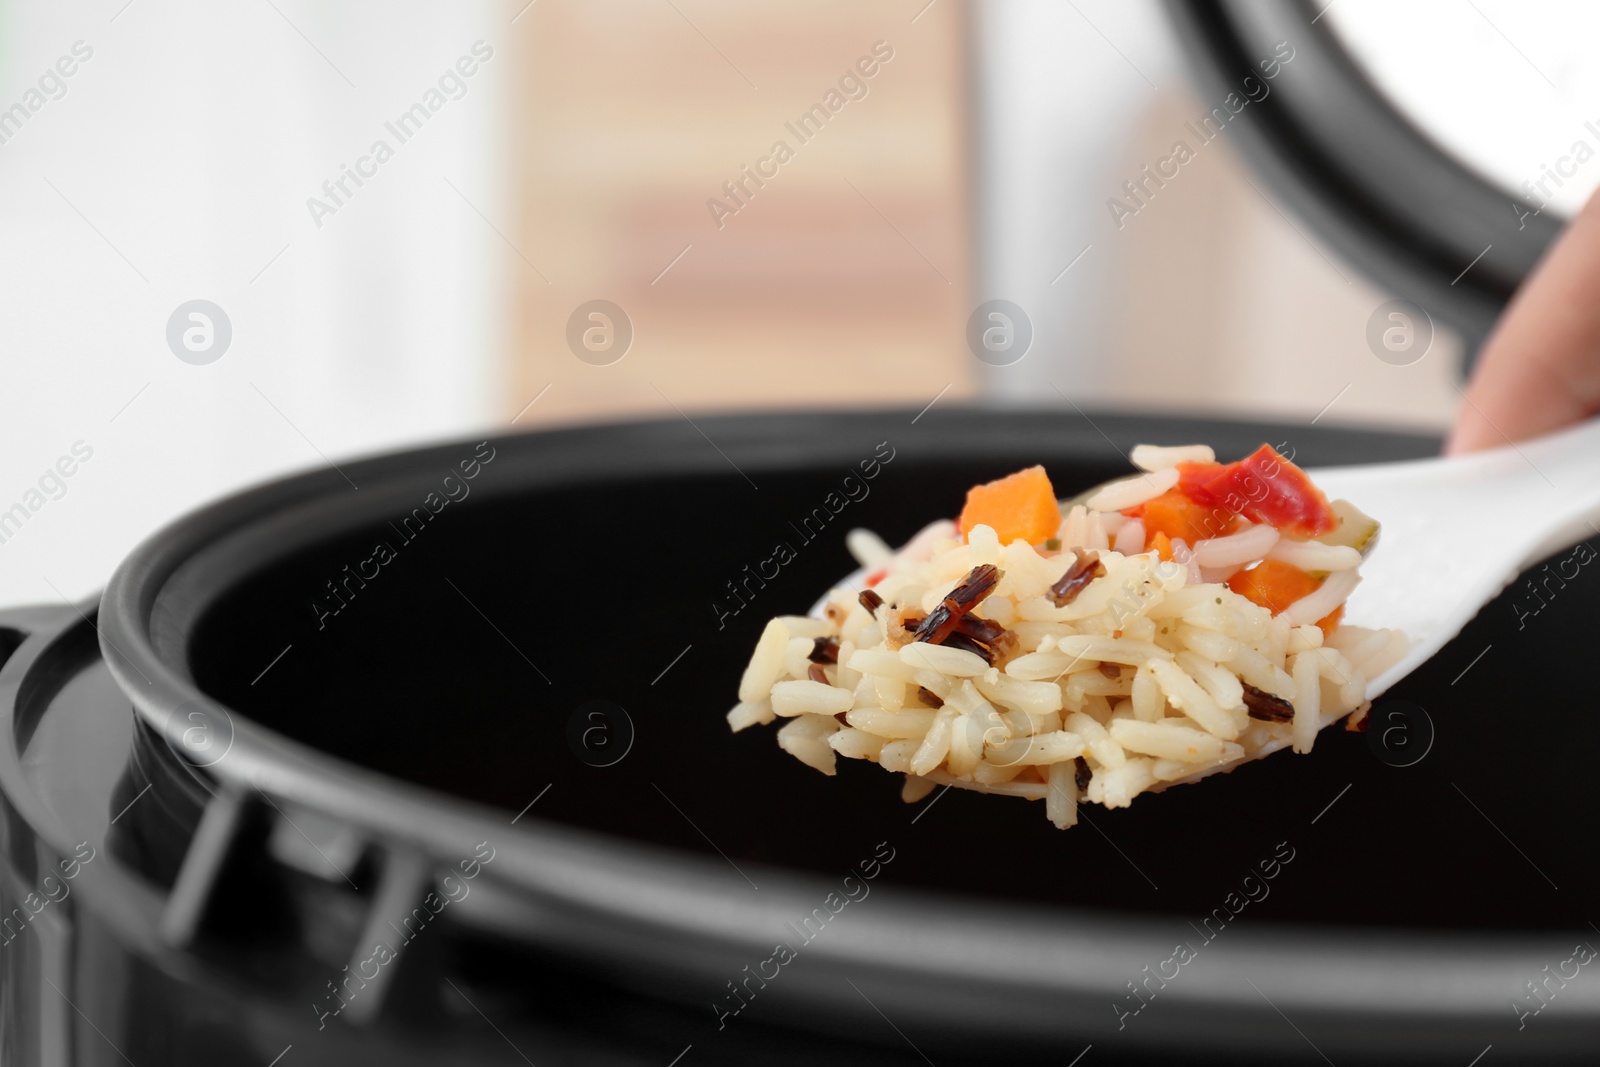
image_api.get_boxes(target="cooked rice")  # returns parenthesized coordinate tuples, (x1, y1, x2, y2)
(728, 463, 1407, 829)
(1086, 468, 1179, 511)
(1131, 443, 1215, 471)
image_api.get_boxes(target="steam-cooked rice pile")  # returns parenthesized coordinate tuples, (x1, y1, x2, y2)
(728, 460, 1407, 828)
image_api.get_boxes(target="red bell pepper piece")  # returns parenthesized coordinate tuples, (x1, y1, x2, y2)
(1179, 445, 1335, 538)
(1175, 461, 1224, 501)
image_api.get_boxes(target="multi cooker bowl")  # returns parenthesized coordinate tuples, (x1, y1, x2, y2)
(2, 408, 1595, 1065)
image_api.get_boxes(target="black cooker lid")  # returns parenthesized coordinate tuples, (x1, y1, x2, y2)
(1166, 0, 1562, 353)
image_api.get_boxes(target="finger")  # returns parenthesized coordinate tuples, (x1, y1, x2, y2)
(1446, 186, 1600, 454)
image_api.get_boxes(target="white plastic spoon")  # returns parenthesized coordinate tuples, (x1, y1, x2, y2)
(1305, 415, 1600, 696)
(803, 418, 1600, 795)
(817, 416, 1600, 697)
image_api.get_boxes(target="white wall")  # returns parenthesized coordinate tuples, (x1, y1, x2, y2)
(0, 0, 508, 606)
(971, 0, 1467, 433)
(971, 0, 1180, 402)
(1326, 0, 1600, 220)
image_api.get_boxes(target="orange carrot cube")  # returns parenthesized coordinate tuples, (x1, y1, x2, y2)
(958, 465, 1061, 545)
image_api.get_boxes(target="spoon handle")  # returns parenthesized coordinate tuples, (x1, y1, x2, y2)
(1303, 416, 1600, 677)
(1489, 417, 1600, 563)
(1315, 415, 1600, 568)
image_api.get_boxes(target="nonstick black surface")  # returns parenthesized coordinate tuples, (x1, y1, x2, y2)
(188, 413, 1594, 935)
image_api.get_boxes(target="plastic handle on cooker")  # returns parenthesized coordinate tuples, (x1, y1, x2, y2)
(337, 848, 436, 1026)
(159, 787, 252, 947)
(159, 786, 441, 1027)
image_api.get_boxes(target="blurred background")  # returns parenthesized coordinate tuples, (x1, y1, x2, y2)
(0, 0, 1593, 607)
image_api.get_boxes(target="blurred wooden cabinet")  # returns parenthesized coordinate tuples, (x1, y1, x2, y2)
(507, 0, 972, 424)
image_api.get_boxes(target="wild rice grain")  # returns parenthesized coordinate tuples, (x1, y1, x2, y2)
(1241, 682, 1294, 723)
(1048, 551, 1106, 607)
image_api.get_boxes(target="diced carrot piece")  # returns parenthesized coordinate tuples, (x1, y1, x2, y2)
(1227, 559, 1321, 614)
(1227, 561, 1343, 634)
(1148, 531, 1174, 562)
(1132, 489, 1235, 545)
(1316, 605, 1343, 637)
(958, 466, 1061, 545)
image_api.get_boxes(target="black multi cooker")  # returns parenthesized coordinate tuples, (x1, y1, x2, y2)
(3, 409, 1597, 1065)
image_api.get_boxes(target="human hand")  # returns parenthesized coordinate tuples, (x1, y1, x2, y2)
(1446, 188, 1600, 454)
